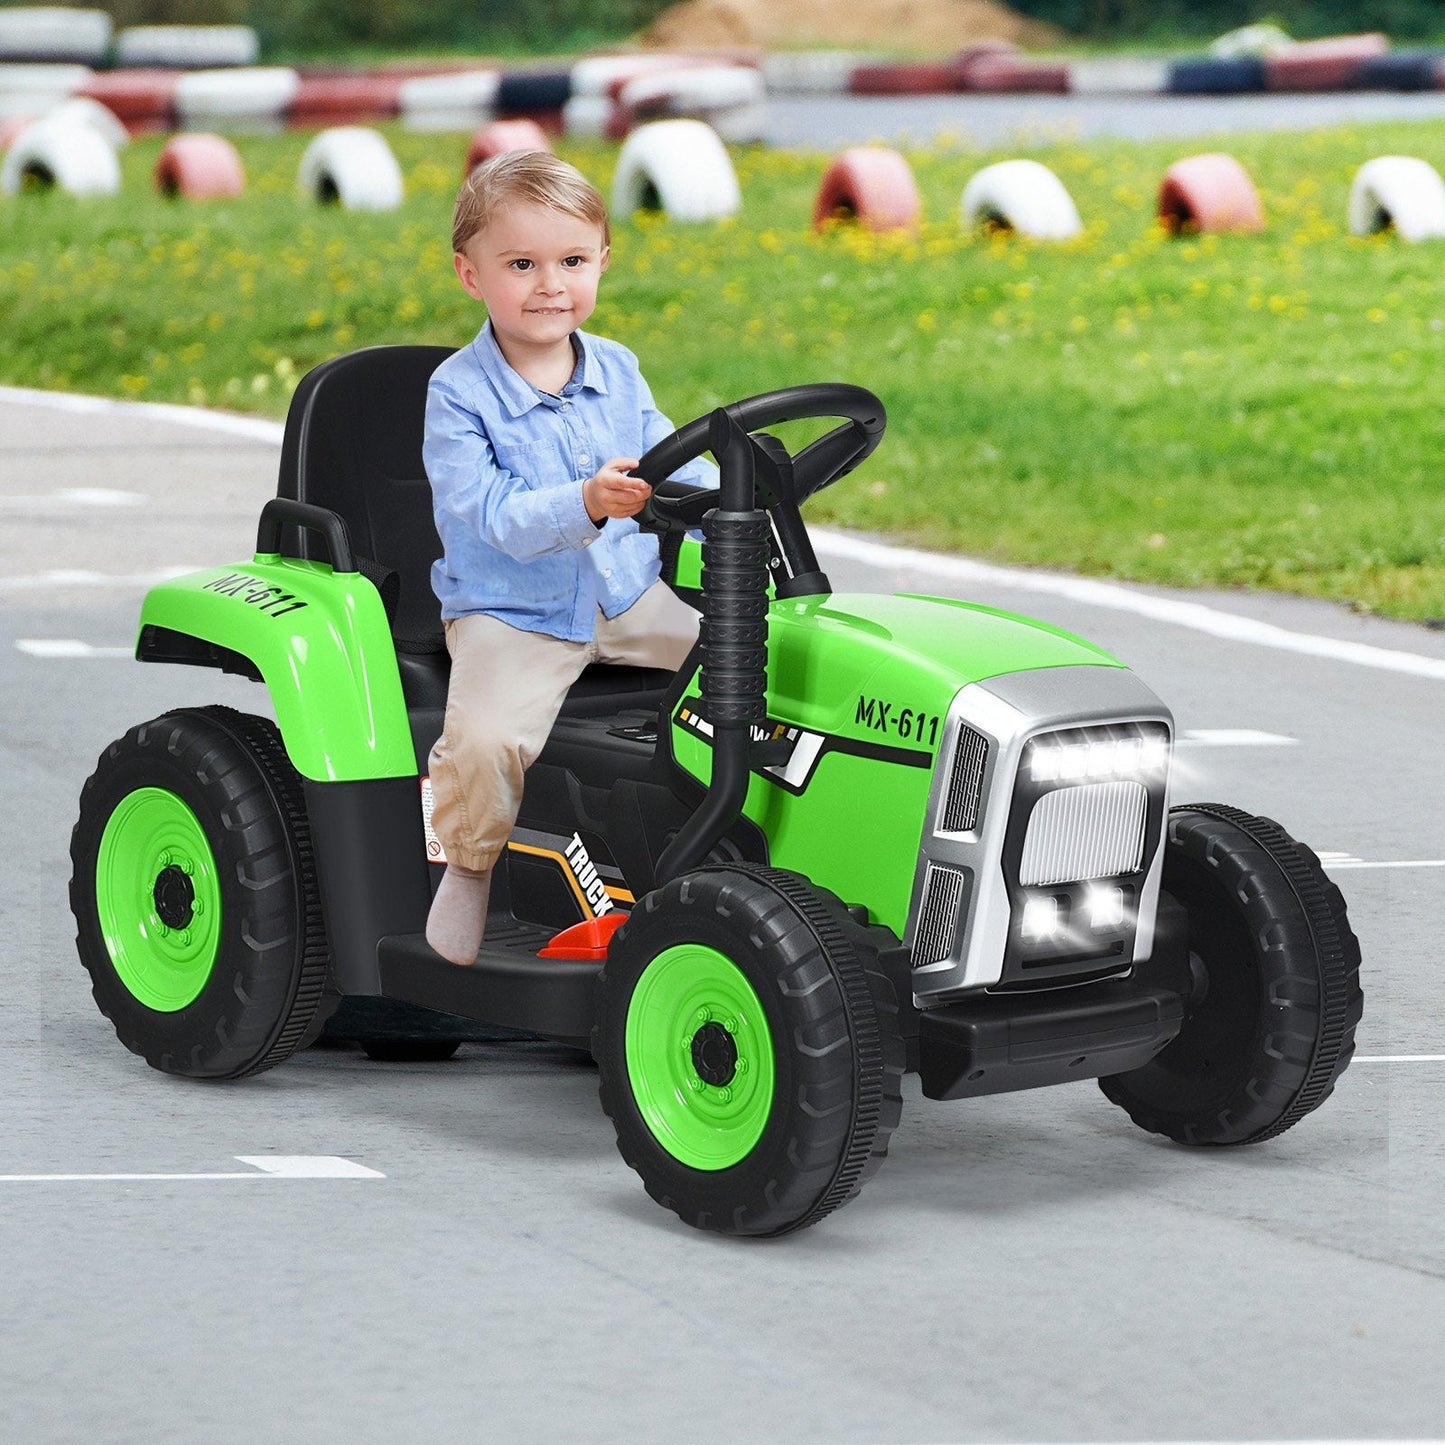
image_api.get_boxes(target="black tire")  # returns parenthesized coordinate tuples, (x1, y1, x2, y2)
(1100, 803, 1363, 1145)
(595, 864, 905, 1237)
(360, 1039, 463, 1063)
(70, 707, 330, 1080)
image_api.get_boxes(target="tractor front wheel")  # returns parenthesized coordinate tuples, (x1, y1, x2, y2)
(596, 864, 904, 1237)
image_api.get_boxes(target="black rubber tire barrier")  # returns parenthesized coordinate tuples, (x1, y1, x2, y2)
(1099, 803, 1363, 1146)
(495, 70, 572, 112)
(596, 864, 905, 1236)
(1167, 57, 1267, 94)
(1354, 51, 1443, 91)
(70, 706, 330, 1081)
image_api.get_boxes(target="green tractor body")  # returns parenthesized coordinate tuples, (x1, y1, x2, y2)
(70, 347, 1363, 1238)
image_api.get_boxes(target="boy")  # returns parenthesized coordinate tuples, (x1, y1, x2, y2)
(422, 150, 710, 965)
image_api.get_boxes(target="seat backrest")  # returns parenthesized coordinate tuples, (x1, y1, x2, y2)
(277, 345, 455, 651)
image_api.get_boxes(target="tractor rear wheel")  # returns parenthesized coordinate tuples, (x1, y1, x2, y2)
(70, 707, 329, 1080)
(1100, 804, 1362, 1145)
(596, 864, 904, 1237)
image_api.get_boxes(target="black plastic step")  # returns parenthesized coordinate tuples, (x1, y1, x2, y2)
(376, 924, 602, 1046)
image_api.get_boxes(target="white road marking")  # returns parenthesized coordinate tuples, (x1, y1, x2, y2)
(0, 1155, 385, 1182)
(1177, 729, 1297, 746)
(813, 528, 1445, 683)
(1320, 857, 1445, 871)
(0, 487, 145, 509)
(0, 566, 199, 592)
(16, 638, 131, 658)
(0, 384, 285, 444)
(1355, 1055, 1445, 1063)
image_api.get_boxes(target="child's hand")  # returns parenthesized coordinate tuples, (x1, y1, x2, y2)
(583, 459, 651, 522)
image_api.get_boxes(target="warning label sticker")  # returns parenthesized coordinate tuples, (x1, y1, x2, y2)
(419, 776, 446, 864)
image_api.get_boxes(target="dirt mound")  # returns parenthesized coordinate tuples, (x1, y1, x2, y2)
(642, 0, 1062, 53)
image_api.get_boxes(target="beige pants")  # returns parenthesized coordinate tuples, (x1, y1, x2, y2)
(427, 582, 700, 873)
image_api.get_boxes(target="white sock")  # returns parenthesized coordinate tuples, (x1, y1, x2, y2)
(425, 864, 491, 966)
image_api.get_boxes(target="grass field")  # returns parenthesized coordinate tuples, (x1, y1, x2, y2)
(2, 119, 1444, 621)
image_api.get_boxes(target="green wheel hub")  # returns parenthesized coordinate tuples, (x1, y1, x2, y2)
(624, 943, 776, 1171)
(94, 787, 222, 1012)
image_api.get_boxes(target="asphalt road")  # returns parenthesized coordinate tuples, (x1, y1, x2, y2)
(2, 388, 1443, 1445)
(765, 89, 1445, 148)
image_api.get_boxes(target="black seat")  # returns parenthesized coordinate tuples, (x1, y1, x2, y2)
(275, 345, 676, 715)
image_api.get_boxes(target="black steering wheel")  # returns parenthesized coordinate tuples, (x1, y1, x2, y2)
(631, 382, 887, 532)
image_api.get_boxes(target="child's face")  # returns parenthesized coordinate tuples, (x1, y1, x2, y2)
(454, 201, 609, 357)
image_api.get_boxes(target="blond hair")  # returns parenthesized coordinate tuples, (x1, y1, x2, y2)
(451, 150, 610, 256)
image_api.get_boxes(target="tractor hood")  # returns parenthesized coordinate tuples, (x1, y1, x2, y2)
(764, 591, 1123, 747)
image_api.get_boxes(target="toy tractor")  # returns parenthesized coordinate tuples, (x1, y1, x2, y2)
(70, 346, 1363, 1237)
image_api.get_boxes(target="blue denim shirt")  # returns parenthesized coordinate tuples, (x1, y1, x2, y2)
(424, 321, 713, 642)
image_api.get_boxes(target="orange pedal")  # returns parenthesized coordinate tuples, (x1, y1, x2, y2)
(537, 912, 628, 960)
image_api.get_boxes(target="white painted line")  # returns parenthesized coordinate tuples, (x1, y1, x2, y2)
(1178, 729, 1297, 746)
(1355, 1055, 1445, 1063)
(814, 528, 1445, 683)
(16, 639, 131, 658)
(0, 566, 200, 593)
(0, 384, 285, 445)
(0, 1155, 385, 1182)
(1322, 859, 1445, 871)
(234, 1155, 385, 1178)
(0, 487, 144, 509)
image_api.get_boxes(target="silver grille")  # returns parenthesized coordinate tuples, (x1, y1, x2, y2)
(914, 863, 969, 966)
(1019, 781, 1148, 886)
(940, 725, 989, 832)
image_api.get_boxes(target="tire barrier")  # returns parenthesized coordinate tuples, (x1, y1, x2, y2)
(1157, 153, 1264, 235)
(175, 67, 300, 133)
(1167, 57, 1266, 94)
(154, 132, 245, 199)
(1354, 51, 1444, 91)
(398, 69, 500, 132)
(961, 159, 1082, 240)
(1209, 23, 1292, 59)
(77, 69, 179, 133)
(570, 53, 689, 99)
(0, 116, 120, 196)
(1348, 156, 1445, 242)
(298, 126, 404, 211)
(848, 62, 954, 95)
(812, 146, 920, 233)
(963, 56, 1070, 94)
(1068, 57, 1170, 94)
(762, 50, 876, 95)
(562, 93, 627, 141)
(495, 70, 572, 116)
(45, 96, 129, 150)
(0, 113, 35, 150)
(612, 118, 740, 223)
(464, 118, 551, 174)
(1265, 34, 1390, 92)
(0, 7, 110, 65)
(0, 62, 89, 120)
(619, 64, 765, 145)
(114, 24, 259, 70)
(288, 74, 403, 128)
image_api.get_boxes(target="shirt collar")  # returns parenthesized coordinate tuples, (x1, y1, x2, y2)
(471, 321, 609, 419)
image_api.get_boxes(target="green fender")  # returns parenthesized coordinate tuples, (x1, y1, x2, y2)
(137, 555, 414, 783)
